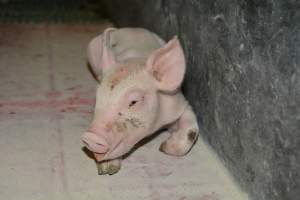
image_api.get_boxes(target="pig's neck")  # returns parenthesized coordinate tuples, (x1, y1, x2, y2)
(153, 92, 188, 131)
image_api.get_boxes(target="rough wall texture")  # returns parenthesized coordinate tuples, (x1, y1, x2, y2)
(102, 1, 300, 200)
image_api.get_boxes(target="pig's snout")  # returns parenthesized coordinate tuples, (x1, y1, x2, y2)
(81, 131, 109, 154)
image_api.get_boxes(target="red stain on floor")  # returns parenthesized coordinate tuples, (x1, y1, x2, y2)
(0, 90, 95, 114)
(46, 91, 62, 99)
(0, 96, 94, 109)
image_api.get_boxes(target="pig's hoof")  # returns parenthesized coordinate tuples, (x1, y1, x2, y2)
(97, 160, 121, 175)
(159, 129, 199, 156)
(159, 142, 168, 153)
(159, 142, 179, 156)
(159, 141, 189, 157)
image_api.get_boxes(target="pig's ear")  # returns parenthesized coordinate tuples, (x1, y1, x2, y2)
(87, 28, 117, 81)
(146, 36, 186, 92)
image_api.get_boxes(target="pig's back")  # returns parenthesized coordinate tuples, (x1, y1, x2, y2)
(108, 28, 166, 62)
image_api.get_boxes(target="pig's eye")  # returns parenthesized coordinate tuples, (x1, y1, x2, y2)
(129, 100, 138, 108)
(126, 90, 145, 109)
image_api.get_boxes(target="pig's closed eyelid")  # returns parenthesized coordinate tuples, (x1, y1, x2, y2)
(124, 90, 145, 108)
(128, 100, 138, 107)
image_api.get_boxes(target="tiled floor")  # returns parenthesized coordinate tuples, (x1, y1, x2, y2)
(0, 23, 248, 200)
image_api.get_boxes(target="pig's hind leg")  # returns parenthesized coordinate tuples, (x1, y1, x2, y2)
(97, 159, 121, 175)
(159, 105, 199, 156)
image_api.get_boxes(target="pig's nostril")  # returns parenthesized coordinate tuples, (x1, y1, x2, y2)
(81, 132, 109, 154)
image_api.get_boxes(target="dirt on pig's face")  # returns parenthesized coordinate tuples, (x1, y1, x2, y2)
(85, 60, 160, 161)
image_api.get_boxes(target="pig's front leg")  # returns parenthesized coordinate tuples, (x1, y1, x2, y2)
(159, 105, 199, 156)
(96, 159, 122, 175)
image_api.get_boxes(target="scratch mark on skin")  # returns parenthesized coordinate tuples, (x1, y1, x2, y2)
(114, 121, 128, 132)
(109, 63, 143, 90)
(110, 67, 128, 90)
(108, 118, 144, 134)
(110, 65, 134, 90)
(125, 117, 144, 128)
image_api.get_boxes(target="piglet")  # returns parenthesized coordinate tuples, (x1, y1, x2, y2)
(82, 27, 199, 175)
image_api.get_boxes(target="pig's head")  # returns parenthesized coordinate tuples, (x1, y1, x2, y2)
(82, 28, 186, 162)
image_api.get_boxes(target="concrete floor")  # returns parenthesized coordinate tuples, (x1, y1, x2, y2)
(0, 23, 248, 200)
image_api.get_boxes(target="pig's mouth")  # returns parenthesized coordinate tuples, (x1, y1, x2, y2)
(101, 138, 124, 160)
(92, 139, 124, 162)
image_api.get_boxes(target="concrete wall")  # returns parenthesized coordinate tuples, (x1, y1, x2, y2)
(102, 1, 300, 199)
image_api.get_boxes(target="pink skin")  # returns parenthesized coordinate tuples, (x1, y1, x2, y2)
(82, 28, 199, 175)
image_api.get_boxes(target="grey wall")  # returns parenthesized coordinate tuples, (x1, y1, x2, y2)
(102, 1, 300, 199)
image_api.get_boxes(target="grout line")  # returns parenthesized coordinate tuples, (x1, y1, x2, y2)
(45, 24, 56, 93)
(55, 118, 69, 196)
(49, 116, 72, 199)
(45, 24, 69, 198)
